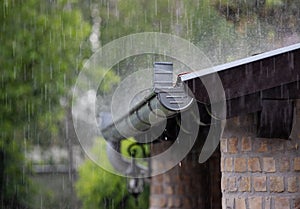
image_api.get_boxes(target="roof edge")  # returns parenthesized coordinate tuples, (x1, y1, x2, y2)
(181, 43, 300, 81)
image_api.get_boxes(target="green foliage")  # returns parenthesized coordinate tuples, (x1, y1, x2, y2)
(121, 138, 149, 159)
(182, 0, 237, 62)
(266, 0, 283, 7)
(30, 173, 76, 209)
(88, 0, 238, 66)
(79, 66, 120, 95)
(76, 138, 149, 209)
(0, 0, 90, 208)
(99, 0, 171, 45)
(0, 0, 90, 145)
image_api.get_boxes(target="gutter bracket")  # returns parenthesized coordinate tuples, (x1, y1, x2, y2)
(153, 62, 193, 111)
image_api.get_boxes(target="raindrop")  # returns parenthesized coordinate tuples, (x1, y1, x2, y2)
(50, 64, 53, 80)
(62, 176, 65, 191)
(155, 0, 158, 16)
(44, 83, 48, 101)
(107, 1, 110, 19)
(40, 196, 43, 209)
(226, 1, 229, 18)
(13, 65, 16, 79)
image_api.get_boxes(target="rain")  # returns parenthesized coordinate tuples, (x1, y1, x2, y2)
(1, 0, 300, 209)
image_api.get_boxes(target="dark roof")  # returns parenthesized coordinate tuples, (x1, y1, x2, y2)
(182, 43, 300, 118)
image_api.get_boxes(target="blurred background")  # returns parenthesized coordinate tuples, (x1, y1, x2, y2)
(1, 0, 300, 208)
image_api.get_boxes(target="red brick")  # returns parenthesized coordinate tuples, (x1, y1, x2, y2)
(225, 157, 233, 172)
(253, 176, 267, 192)
(165, 185, 174, 194)
(168, 197, 181, 208)
(265, 197, 271, 209)
(182, 174, 191, 183)
(228, 177, 237, 192)
(151, 196, 167, 208)
(177, 184, 185, 195)
(241, 136, 252, 151)
(221, 157, 225, 172)
(228, 137, 238, 153)
(220, 138, 228, 153)
(183, 198, 192, 208)
(271, 141, 284, 151)
(248, 197, 262, 209)
(270, 176, 284, 192)
(287, 176, 298, 193)
(151, 185, 163, 194)
(257, 140, 268, 152)
(163, 174, 171, 183)
(248, 157, 261, 172)
(232, 117, 240, 126)
(238, 176, 251, 192)
(235, 197, 246, 209)
(234, 157, 247, 172)
(274, 197, 290, 209)
(294, 157, 300, 171)
(287, 141, 298, 150)
(279, 157, 290, 172)
(154, 174, 163, 183)
(263, 157, 276, 172)
(294, 198, 300, 209)
(221, 176, 227, 192)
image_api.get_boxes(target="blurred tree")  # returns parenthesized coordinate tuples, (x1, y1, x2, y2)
(0, 0, 90, 208)
(183, 0, 238, 62)
(82, 0, 238, 72)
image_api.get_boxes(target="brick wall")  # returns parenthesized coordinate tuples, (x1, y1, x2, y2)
(149, 127, 221, 209)
(221, 107, 300, 209)
(150, 102, 300, 209)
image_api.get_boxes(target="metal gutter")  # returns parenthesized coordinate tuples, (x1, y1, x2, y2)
(100, 62, 193, 143)
(99, 62, 194, 174)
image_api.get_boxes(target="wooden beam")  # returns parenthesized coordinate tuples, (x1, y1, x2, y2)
(200, 81, 300, 119)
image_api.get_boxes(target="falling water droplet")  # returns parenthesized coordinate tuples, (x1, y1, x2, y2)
(155, 0, 158, 16)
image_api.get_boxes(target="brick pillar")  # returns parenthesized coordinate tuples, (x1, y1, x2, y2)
(149, 127, 221, 209)
(221, 108, 300, 209)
